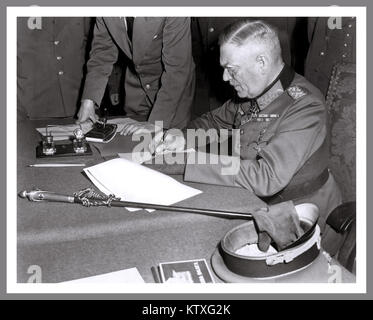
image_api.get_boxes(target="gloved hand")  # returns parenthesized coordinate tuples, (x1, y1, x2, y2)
(251, 201, 304, 252)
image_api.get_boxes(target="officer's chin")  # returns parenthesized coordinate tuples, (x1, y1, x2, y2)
(236, 91, 251, 99)
(235, 89, 245, 98)
(241, 91, 258, 99)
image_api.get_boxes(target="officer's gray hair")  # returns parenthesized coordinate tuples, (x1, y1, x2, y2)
(219, 19, 282, 62)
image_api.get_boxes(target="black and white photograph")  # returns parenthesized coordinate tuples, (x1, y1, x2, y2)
(5, 5, 366, 298)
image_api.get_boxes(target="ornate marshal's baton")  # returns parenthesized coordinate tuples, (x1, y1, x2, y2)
(19, 188, 253, 220)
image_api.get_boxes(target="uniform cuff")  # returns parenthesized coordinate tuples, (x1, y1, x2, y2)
(184, 152, 238, 186)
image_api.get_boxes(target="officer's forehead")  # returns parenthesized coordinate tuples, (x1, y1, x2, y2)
(220, 42, 256, 66)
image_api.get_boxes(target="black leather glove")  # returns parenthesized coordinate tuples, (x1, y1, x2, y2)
(251, 201, 304, 252)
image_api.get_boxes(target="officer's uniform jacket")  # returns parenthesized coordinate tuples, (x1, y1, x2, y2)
(185, 65, 342, 228)
(17, 17, 92, 119)
(82, 17, 195, 129)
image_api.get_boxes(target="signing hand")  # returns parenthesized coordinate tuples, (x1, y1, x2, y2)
(76, 99, 99, 124)
(149, 129, 186, 155)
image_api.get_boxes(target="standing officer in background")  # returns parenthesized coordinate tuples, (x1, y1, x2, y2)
(191, 17, 296, 115)
(17, 17, 92, 119)
(151, 20, 342, 234)
(305, 17, 356, 97)
(77, 17, 195, 134)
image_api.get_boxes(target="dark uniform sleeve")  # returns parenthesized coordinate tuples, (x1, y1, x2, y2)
(81, 18, 119, 106)
(185, 95, 327, 197)
(147, 17, 195, 128)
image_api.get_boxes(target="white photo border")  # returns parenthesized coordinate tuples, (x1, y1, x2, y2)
(7, 6, 367, 294)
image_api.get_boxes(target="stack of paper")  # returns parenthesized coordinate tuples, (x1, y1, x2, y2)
(83, 158, 202, 211)
(62, 267, 145, 284)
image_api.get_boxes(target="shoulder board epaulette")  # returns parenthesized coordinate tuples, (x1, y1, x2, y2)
(286, 85, 309, 100)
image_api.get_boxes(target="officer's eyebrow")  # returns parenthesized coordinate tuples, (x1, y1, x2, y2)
(220, 61, 238, 69)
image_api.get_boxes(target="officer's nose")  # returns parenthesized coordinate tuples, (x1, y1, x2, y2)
(223, 69, 231, 82)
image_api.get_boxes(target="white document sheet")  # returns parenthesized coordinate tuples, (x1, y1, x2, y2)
(83, 158, 202, 212)
(62, 267, 145, 284)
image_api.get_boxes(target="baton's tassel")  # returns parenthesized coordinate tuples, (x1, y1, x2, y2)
(80, 197, 92, 207)
(103, 194, 119, 207)
(74, 188, 120, 207)
(74, 188, 107, 200)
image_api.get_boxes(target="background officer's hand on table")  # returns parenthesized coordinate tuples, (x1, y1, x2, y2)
(119, 118, 140, 135)
(149, 129, 186, 155)
(76, 99, 99, 124)
(120, 120, 160, 136)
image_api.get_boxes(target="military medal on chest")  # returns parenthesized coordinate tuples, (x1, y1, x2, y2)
(240, 100, 260, 125)
(237, 101, 279, 127)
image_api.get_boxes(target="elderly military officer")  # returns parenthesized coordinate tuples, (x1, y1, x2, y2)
(77, 17, 195, 134)
(191, 17, 296, 115)
(151, 19, 342, 232)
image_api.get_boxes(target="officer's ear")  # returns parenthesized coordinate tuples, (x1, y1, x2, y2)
(256, 54, 269, 75)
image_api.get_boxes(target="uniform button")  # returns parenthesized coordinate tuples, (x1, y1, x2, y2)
(145, 84, 151, 89)
(56, 56, 62, 60)
(320, 51, 325, 56)
(208, 27, 215, 33)
(348, 24, 352, 28)
(342, 54, 347, 58)
(58, 71, 64, 75)
(153, 34, 158, 39)
(347, 33, 350, 37)
(54, 40, 60, 45)
(344, 43, 348, 47)
(240, 129, 244, 135)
